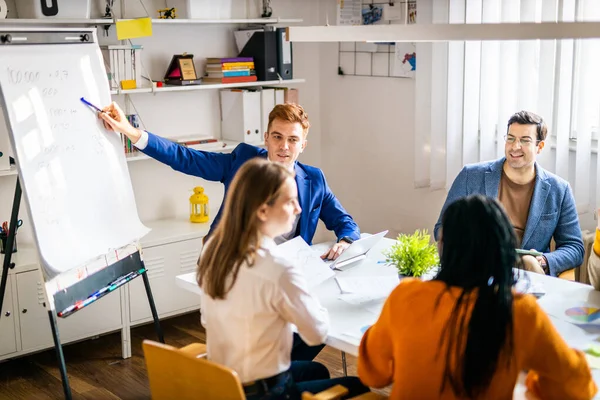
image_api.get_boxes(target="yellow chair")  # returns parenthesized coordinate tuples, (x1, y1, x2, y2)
(142, 340, 386, 400)
(301, 386, 388, 399)
(547, 232, 595, 282)
(142, 340, 245, 400)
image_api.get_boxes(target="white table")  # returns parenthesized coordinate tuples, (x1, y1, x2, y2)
(176, 237, 600, 398)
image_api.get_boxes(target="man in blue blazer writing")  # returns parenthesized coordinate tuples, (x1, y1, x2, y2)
(101, 101, 358, 361)
(434, 111, 583, 277)
(101, 102, 360, 261)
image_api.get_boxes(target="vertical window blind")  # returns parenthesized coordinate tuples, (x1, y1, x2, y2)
(416, 0, 600, 215)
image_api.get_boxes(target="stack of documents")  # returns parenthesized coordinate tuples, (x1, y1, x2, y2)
(276, 236, 334, 289)
(335, 275, 400, 317)
(335, 275, 399, 295)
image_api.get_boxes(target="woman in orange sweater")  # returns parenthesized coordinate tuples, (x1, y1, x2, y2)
(358, 195, 597, 399)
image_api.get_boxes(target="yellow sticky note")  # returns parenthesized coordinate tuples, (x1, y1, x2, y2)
(116, 17, 152, 40)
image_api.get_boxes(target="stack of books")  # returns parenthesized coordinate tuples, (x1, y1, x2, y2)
(203, 57, 257, 84)
(122, 114, 140, 155)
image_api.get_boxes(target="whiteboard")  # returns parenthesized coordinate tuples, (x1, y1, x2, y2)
(0, 34, 149, 280)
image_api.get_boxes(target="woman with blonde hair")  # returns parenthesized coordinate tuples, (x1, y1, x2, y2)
(198, 158, 369, 399)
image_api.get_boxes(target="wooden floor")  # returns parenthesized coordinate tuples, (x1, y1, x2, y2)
(0, 312, 385, 399)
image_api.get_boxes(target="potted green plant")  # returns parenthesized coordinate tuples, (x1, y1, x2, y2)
(384, 229, 439, 278)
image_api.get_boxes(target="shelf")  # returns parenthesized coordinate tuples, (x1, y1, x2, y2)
(0, 166, 17, 177)
(110, 78, 305, 95)
(0, 17, 302, 28)
(0, 18, 111, 27)
(287, 21, 600, 43)
(0, 140, 259, 177)
(141, 218, 211, 248)
(125, 140, 245, 162)
(148, 18, 303, 25)
(0, 244, 39, 275)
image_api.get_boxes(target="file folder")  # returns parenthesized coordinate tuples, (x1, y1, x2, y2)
(261, 88, 276, 134)
(238, 31, 278, 81)
(220, 89, 262, 145)
(276, 27, 293, 80)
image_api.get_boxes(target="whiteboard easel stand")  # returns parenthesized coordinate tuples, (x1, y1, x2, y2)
(0, 178, 165, 400)
(0, 179, 73, 398)
(0, 29, 165, 400)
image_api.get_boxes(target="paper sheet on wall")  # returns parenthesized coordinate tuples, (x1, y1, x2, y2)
(392, 42, 416, 78)
(336, 0, 362, 26)
(276, 236, 335, 289)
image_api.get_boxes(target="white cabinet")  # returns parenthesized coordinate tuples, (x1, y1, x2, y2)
(129, 238, 202, 324)
(16, 270, 122, 352)
(0, 221, 206, 361)
(0, 275, 17, 356)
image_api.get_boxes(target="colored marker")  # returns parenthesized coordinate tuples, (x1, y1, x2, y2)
(80, 97, 105, 113)
(58, 304, 76, 317)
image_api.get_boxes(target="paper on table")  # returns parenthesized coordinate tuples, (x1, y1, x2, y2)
(514, 279, 546, 298)
(341, 322, 375, 342)
(335, 275, 400, 296)
(276, 236, 335, 289)
(339, 293, 386, 316)
(585, 354, 600, 369)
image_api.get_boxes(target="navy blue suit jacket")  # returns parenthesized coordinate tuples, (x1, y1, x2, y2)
(434, 158, 584, 276)
(142, 132, 360, 244)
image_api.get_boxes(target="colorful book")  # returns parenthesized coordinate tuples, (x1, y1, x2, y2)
(202, 76, 258, 84)
(207, 70, 253, 78)
(206, 57, 253, 63)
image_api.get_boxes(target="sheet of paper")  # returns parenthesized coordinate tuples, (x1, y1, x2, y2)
(586, 354, 600, 369)
(335, 275, 399, 296)
(341, 322, 375, 343)
(276, 236, 334, 289)
(514, 279, 546, 297)
(336, 0, 362, 26)
(339, 293, 386, 316)
(392, 42, 416, 78)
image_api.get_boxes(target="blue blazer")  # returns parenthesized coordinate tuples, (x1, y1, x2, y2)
(142, 132, 360, 245)
(434, 158, 584, 276)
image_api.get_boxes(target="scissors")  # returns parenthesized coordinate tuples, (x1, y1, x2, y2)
(1, 220, 22, 235)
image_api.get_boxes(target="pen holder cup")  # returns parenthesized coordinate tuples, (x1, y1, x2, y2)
(0, 233, 17, 254)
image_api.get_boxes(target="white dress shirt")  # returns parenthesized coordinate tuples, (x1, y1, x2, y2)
(133, 129, 149, 150)
(200, 237, 329, 383)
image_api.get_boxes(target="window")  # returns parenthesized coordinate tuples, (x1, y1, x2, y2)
(416, 0, 600, 215)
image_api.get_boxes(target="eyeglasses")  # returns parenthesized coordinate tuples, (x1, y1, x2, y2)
(504, 135, 540, 146)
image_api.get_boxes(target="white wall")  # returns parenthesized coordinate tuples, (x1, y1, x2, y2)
(314, 0, 446, 240)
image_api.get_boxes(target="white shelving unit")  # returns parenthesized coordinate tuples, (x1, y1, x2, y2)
(0, 18, 302, 27)
(142, 18, 302, 25)
(110, 78, 305, 95)
(0, 18, 111, 26)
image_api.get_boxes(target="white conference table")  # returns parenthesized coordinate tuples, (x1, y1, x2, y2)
(176, 237, 600, 398)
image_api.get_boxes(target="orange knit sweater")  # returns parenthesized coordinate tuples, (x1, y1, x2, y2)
(358, 279, 597, 399)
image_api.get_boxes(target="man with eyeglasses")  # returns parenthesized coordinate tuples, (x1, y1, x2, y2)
(434, 111, 584, 277)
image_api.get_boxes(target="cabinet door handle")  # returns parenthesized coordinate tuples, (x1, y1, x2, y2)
(4, 311, 10, 317)
(22, 308, 27, 314)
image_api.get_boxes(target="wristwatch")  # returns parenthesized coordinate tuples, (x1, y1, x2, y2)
(339, 236, 354, 245)
(540, 256, 549, 275)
